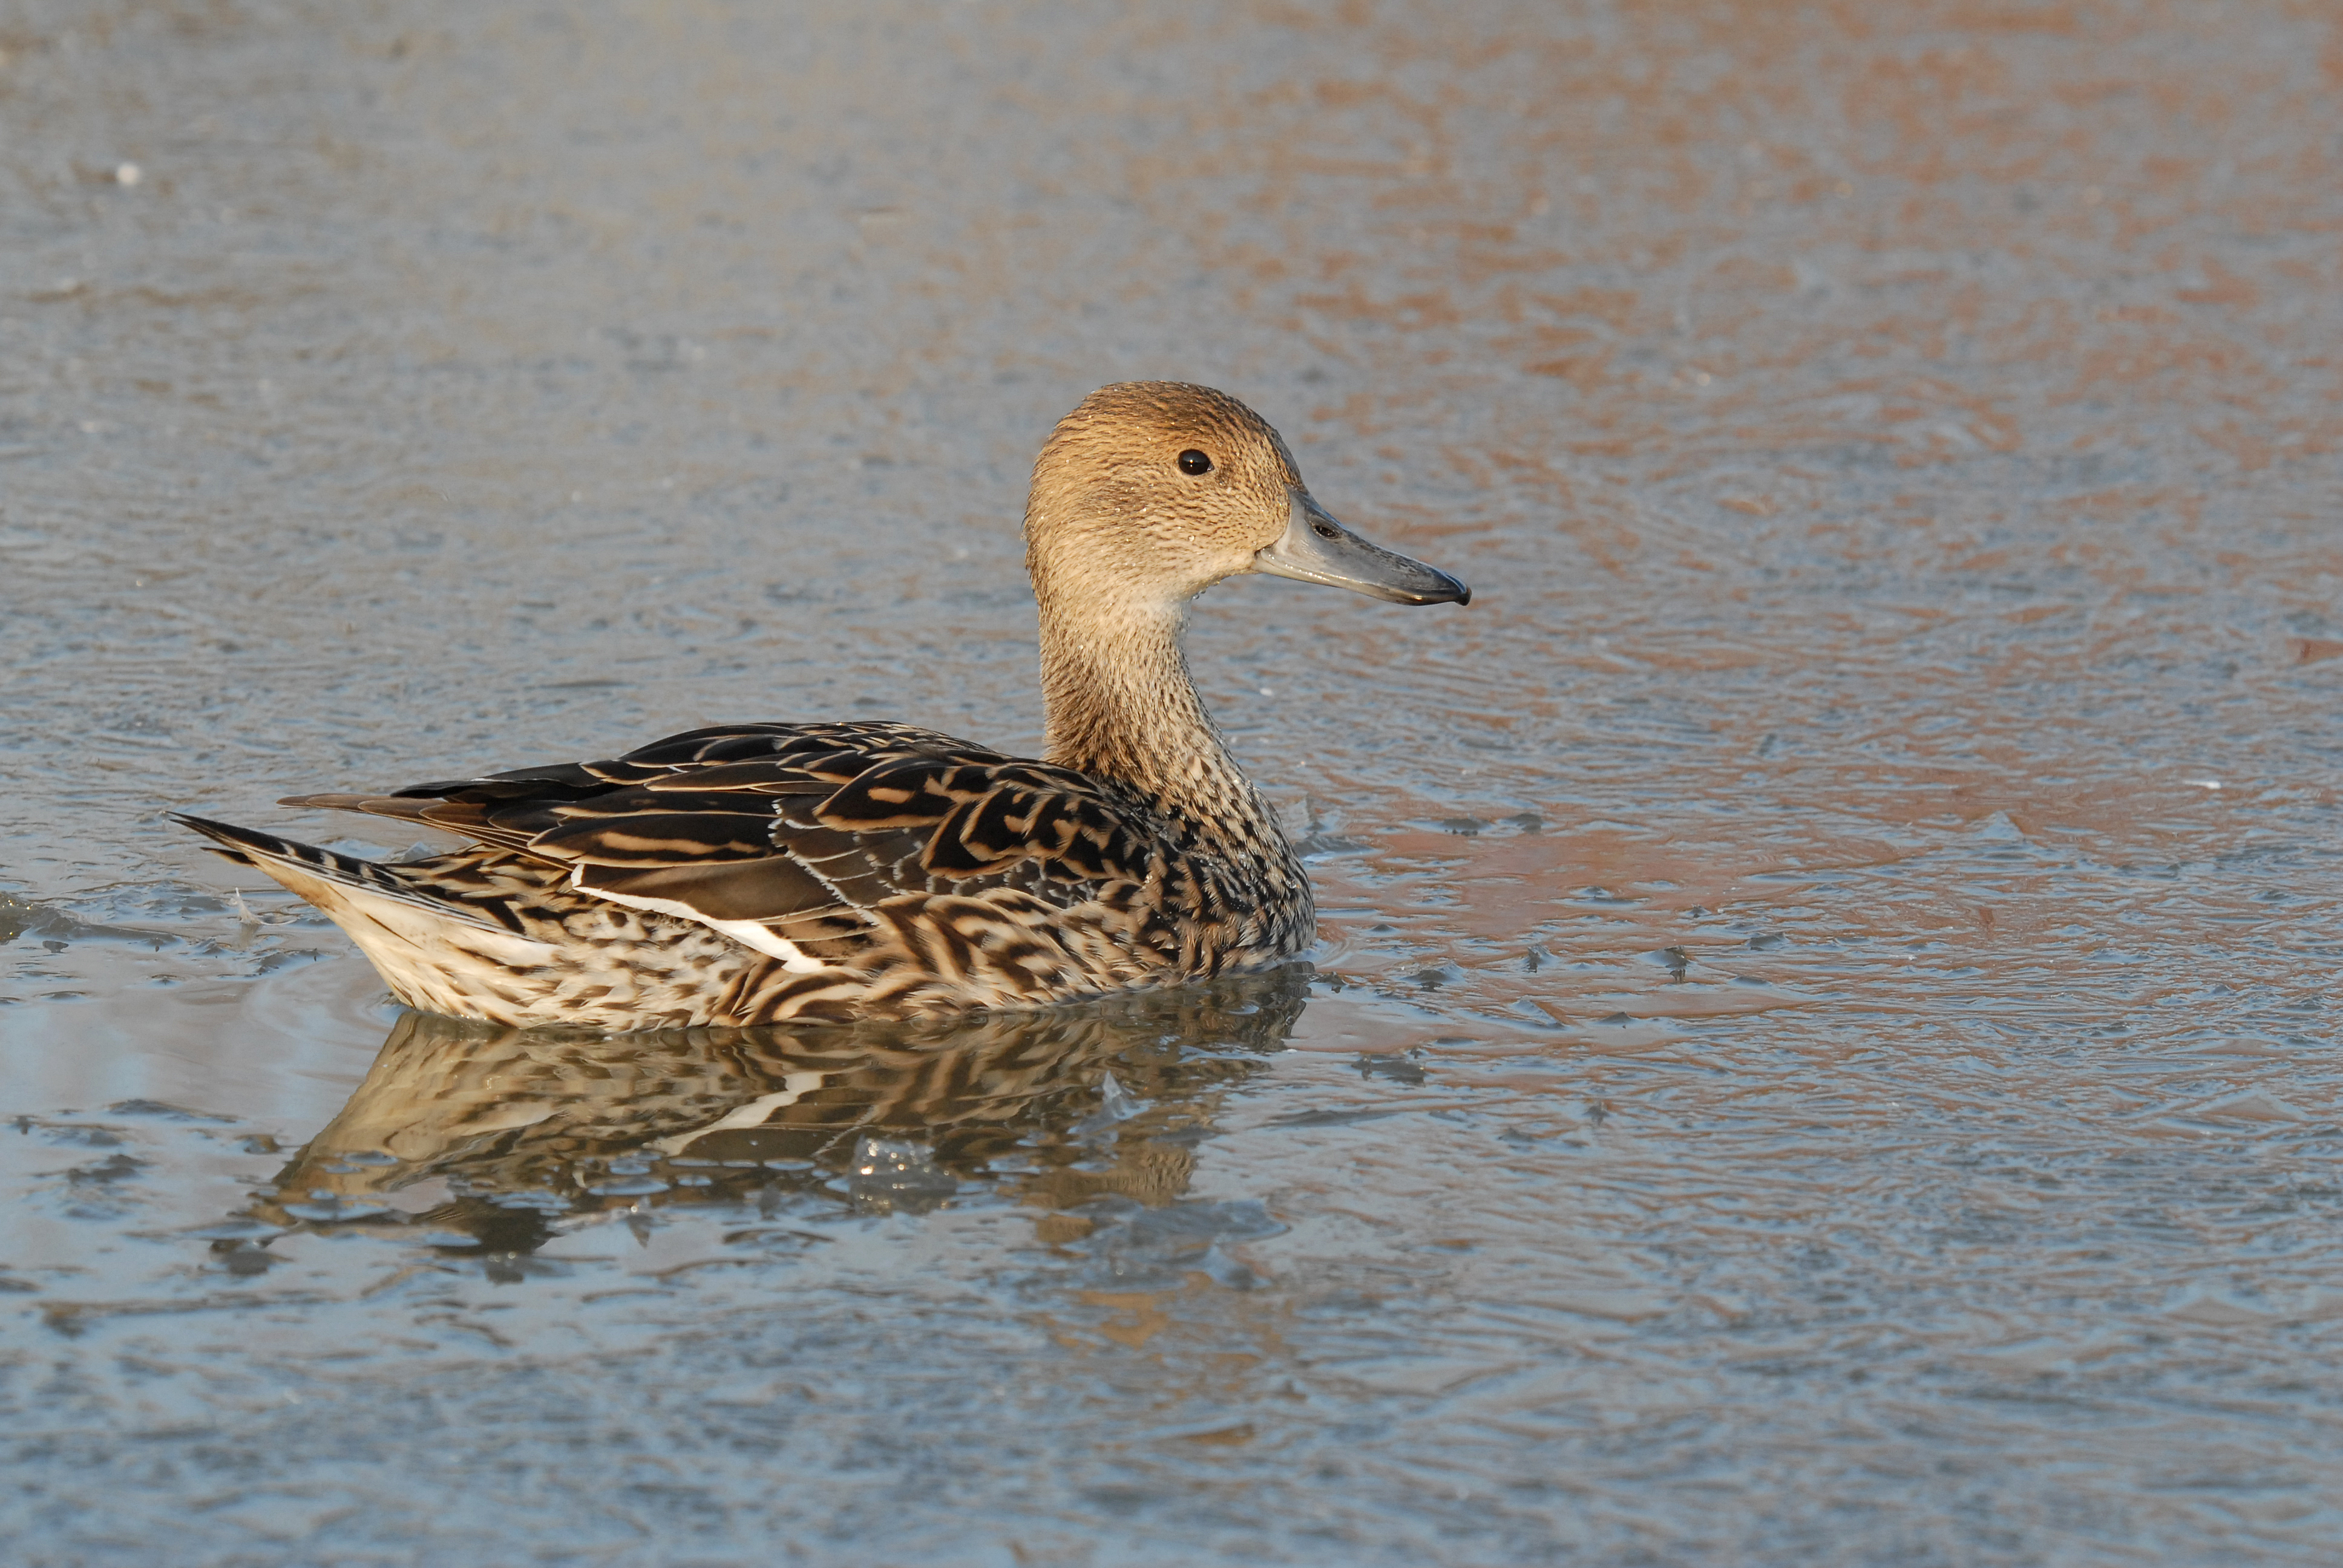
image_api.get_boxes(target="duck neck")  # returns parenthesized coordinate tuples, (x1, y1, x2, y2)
(1037, 596, 1285, 857)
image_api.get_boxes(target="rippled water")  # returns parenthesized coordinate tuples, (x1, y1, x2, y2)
(5, 2, 2341, 1563)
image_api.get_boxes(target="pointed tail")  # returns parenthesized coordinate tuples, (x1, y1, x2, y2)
(171, 813, 494, 928)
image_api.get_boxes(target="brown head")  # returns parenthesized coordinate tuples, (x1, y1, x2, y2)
(1022, 381, 1469, 620)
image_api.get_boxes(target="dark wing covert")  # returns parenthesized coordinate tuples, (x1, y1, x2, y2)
(281, 720, 1170, 935)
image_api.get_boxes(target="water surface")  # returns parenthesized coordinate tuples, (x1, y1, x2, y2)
(3, 2, 2341, 1563)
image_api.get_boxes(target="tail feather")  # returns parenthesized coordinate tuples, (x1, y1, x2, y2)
(171, 813, 501, 932)
(174, 812, 571, 1021)
(276, 792, 442, 822)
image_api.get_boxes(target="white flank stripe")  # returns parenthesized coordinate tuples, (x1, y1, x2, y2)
(572, 867, 828, 973)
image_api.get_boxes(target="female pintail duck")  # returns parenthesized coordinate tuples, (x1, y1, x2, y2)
(178, 382, 1470, 1030)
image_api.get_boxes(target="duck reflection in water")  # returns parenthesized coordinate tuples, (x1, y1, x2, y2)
(241, 970, 1308, 1271)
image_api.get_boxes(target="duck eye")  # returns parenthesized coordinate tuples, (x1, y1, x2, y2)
(1176, 449, 1213, 476)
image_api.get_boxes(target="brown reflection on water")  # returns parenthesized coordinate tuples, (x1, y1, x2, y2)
(248, 973, 1307, 1259)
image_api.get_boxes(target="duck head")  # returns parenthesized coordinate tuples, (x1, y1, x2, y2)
(1023, 382, 1471, 615)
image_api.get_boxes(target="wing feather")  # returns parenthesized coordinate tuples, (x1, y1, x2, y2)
(282, 722, 1171, 945)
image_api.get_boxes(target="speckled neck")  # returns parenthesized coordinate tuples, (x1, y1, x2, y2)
(1037, 603, 1240, 822)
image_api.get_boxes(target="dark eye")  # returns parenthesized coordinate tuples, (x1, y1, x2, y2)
(1177, 449, 1213, 476)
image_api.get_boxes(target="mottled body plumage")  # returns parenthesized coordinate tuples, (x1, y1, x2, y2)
(180, 384, 1467, 1030)
(181, 720, 1309, 1027)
